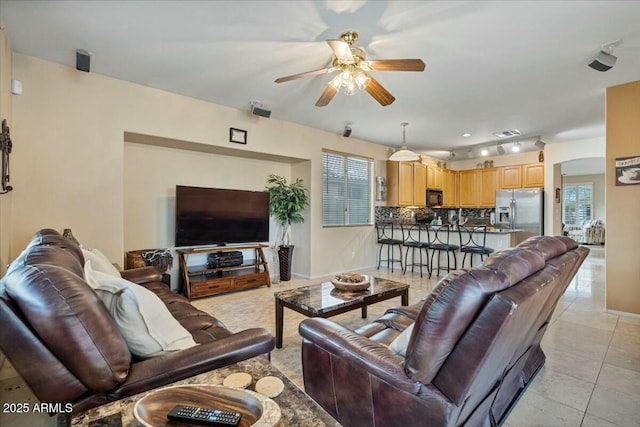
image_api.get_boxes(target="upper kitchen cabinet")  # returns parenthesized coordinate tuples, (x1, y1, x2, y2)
(500, 163, 544, 189)
(427, 166, 443, 189)
(523, 163, 544, 188)
(500, 165, 522, 189)
(459, 170, 479, 207)
(460, 168, 498, 207)
(387, 161, 427, 206)
(480, 168, 499, 207)
(442, 169, 459, 207)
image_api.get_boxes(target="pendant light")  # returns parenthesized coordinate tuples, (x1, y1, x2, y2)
(389, 122, 420, 161)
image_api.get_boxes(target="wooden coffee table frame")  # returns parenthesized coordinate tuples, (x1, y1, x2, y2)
(275, 281, 409, 348)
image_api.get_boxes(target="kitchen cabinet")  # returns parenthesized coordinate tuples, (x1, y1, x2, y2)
(459, 168, 498, 207)
(387, 161, 427, 206)
(442, 169, 459, 207)
(459, 170, 479, 207)
(523, 163, 544, 188)
(480, 168, 499, 207)
(500, 165, 522, 189)
(499, 163, 544, 189)
(427, 166, 443, 189)
(413, 162, 427, 206)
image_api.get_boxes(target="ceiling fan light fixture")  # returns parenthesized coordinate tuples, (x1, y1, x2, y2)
(328, 68, 370, 96)
(389, 122, 420, 161)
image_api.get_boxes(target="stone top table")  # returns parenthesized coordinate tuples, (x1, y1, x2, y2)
(274, 277, 409, 348)
(71, 356, 340, 427)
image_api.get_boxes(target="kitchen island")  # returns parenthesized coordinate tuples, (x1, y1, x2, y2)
(378, 221, 522, 274)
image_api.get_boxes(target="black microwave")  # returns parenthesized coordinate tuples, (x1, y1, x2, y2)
(426, 189, 443, 207)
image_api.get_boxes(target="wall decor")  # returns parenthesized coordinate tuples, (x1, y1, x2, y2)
(615, 155, 640, 186)
(0, 119, 13, 194)
(229, 127, 247, 144)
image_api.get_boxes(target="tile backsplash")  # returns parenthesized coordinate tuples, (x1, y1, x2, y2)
(376, 206, 495, 224)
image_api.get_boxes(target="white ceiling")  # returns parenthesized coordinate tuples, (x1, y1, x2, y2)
(561, 157, 606, 176)
(2, 1, 639, 159)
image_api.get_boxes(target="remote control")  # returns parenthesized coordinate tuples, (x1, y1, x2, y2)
(167, 405, 241, 426)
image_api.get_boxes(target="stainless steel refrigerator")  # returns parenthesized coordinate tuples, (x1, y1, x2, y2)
(495, 188, 544, 245)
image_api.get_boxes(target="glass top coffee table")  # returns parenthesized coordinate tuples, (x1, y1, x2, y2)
(274, 276, 409, 348)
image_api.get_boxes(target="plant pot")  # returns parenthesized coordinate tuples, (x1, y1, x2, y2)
(278, 245, 294, 281)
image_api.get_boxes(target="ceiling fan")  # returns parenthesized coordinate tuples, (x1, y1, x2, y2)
(275, 31, 425, 107)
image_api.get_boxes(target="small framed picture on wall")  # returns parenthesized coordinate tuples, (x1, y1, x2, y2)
(615, 155, 640, 186)
(229, 128, 247, 144)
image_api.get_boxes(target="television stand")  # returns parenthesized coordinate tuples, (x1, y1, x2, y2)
(177, 245, 271, 300)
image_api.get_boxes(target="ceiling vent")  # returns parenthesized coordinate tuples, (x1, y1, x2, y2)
(493, 129, 522, 138)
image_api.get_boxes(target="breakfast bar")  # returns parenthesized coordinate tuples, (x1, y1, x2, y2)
(376, 221, 523, 274)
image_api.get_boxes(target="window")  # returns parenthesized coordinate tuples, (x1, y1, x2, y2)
(563, 182, 593, 225)
(322, 150, 373, 226)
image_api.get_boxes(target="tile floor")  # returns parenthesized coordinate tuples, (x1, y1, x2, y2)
(2, 245, 639, 426)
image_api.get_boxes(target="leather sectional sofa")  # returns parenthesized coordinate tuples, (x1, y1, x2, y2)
(0, 229, 275, 418)
(300, 235, 589, 427)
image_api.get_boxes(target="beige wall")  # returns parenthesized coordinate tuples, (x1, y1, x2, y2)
(10, 54, 387, 278)
(0, 19, 12, 275)
(605, 80, 640, 315)
(562, 174, 606, 222)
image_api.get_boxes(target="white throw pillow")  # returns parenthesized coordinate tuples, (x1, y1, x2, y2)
(84, 260, 197, 358)
(388, 323, 415, 358)
(82, 247, 121, 277)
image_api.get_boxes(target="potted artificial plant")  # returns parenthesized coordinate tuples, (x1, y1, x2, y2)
(266, 174, 309, 281)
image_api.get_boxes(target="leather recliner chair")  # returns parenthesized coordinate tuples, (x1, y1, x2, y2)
(299, 236, 589, 427)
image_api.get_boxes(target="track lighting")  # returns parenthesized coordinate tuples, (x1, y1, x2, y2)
(448, 151, 456, 160)
(512, 142, 521, 153)
(534, 137, 546, 149)
(497, 144, 505, 155)
(467, 149, 474, 158)
(480, 148, 489, 156)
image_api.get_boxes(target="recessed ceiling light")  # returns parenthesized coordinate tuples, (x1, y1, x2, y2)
(462, 132, 472, 137)
(480, 148, 489, 156)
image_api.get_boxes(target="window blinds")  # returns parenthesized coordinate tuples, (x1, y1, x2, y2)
(322, 151, 372, 226)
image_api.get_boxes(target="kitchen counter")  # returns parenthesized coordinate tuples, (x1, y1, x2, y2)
(376, 221, 522, 272)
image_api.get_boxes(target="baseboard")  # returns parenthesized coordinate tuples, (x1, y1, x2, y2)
(605, 309, 640, 319)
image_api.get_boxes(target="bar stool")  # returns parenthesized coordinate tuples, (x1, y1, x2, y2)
(457, 225, 494, 268)
(401, 223, 430, 277)
(426, 224, 459, 278)
(375, 221, 404, 272)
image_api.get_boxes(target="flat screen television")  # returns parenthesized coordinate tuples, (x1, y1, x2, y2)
(175, 185, 270, 247)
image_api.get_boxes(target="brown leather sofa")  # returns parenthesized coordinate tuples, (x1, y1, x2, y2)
(299, 235, 589, 427)
(0, 229, 275, 418)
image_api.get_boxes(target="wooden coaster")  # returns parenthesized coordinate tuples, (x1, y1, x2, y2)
(255, 376, 284, 398)
(223, 372, 252, 389)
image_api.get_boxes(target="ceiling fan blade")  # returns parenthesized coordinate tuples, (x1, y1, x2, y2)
(365, 76, 396, 106)
(327, 39, 354, 63)
(275, 67, 336, 83)
(315, 85, 338, 107)
(367, 59, 426, 72)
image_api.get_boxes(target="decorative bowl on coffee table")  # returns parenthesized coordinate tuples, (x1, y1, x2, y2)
(330, 273, 371, 291)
